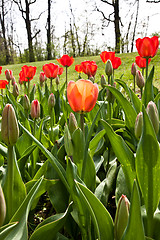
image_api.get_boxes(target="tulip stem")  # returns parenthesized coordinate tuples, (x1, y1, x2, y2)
(147, 166, 154, 238)
(140, 87, 143, 98)
(65, 67, 68, 101)
(50, 78, 53, 92)
(7, 145, 14, 220)
(80, 112, 84, 133)
(146, 58, 149, 81)
(133, 75, 135, 93)
(27, 79, 30, 97)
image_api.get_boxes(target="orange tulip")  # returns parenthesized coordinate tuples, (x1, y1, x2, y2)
(136, 36, 159, 58)
(21, 65, 37, 81)
(57, 55, 74, 67)
(81, 61, 97, 78)
(0, 80, 9, 89)
(67, 79, 99, 112)
(43, 63, 59, 79)
(135, 56, 151, 68)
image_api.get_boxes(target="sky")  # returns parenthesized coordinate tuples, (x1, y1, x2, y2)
(12, 0, 160, 53)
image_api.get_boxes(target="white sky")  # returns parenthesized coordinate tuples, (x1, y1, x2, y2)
(12, 0, 160, 53)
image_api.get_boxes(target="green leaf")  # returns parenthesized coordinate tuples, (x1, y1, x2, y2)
(72, 128, 85, 174)
(95, 161, 117, 206)
(142, 67, 154, 107)
(17, 144, 37, 176)
(76, 181, 114, 240)
(66, 158, 90, 238)
(29, 202, 72, 240)
(3, 146, 26, 223)
(0, 144, 7, 157)
(106, 85, 137, 133)
(89, 129, 106, 157)
(25, 178, 57, 210)
(0, 222, 18, 239)
(122, 180, 145, 240)
(101, 119, 136, 193)
(0, 177, 43, 240)
(116, 79, 141, 114)
(136, 106, 160, 235)
(18, 121, 70, 192)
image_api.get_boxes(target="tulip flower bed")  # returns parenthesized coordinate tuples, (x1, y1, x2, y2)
(0, 36, 160, 240)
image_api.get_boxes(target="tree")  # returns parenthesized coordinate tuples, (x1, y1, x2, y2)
(46, 0, 52, 60)
(96, 0, 122, 53)
(13, 0, 42, 62)
(0, 0, 11, 64)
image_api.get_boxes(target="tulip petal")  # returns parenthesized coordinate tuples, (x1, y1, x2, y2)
(67, 81, 82, 112)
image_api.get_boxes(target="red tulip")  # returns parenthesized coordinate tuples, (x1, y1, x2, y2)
(100, 51, 115, 63)
(58, 67, 64, 76)
(57, 55, 74, 67)
(21, 65, 37, 81)
(112, 57, 122, 69)
(0, 66, 2, 75)
(135, 56, 151, 68)
(81, 61, 97, 78)
(75, 64, 83, 73)
(136, 36, 159, 58)
(0, 80, 9, 89)
(67, 79, 99, 112)
(43, 63, 59, 79)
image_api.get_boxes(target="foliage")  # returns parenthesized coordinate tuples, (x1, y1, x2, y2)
(0, 46, 160, 240)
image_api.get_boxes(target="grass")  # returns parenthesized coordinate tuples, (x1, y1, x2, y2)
(1, 50, 160, 90)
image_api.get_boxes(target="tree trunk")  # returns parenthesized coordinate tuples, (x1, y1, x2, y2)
(0, 0, 10, 64)
(47, 0, 52, 60)
(131, 0, 139, 52)
(25, 0, 35, 62)
(114, 0, 121, 53)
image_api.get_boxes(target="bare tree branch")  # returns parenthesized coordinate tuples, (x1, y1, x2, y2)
(32, 29, 40, 40)
(30, 10, 46, 22)
(96, 6, 114, 23)
(100, 0, 113, 6)
(146, 0, 160, 2)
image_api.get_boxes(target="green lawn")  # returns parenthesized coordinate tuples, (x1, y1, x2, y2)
(1, 50, 160, 89)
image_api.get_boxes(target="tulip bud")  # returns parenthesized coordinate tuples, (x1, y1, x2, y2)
(68, 112, 78, 134)
(131, 63, 137, 76)
(64, 124, 73, 157)
(56, 76, 60, 86)
(12, 82, 19, 98)
(39, 72, 47, 87)
(30, 99, 40, 119)
(147, 101, 159, 135)
(101, 75, 107, 88)
(5, 69, 13, 81)
(136, 70, 145, 89)
(105, 59, 113, 76)
(1, 104, 19, 146)
(0, 184, 6, 226)
(23, 94, 30, 111)
(48, 93, 55, 114)
(11, 76, 16, 86)
(114, 194, 130, 240)
(135, 112, 143, 139)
